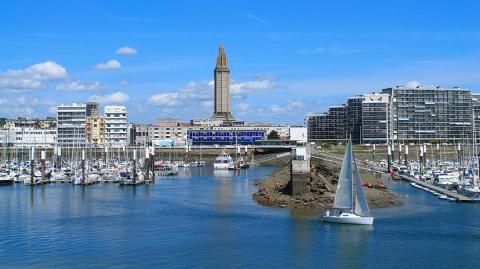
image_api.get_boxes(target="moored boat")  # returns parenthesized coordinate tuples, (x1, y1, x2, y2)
(213, 152, 234, 170)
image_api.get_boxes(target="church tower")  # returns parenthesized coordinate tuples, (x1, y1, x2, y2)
(211, 44, 235, 122)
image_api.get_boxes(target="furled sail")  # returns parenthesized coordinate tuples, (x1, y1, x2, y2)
(333, 138, 353, 209)
(354, 160, 371, 217)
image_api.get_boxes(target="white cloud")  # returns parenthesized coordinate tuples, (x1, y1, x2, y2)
(56, 80, 101, 91)
(270, 100, 304, 114)
(89, 91, 129, 104)
(15, 96, 55, 106)
(94, 60, 121, 70)
(148, 78, 276, 108)
(287, 100, 304, 110)
(148, 92, 179, 106)
(148, 80, 212, 106)
(0, 98, 7, 105)
(406, 81, 421, 88)
(201, 100, 214, 108)
(237, 102, 251, 111)
(24, 61, 67, 79)
(0, 61, 68, 91)
(270, 104, 284, 113)
(230, 79, 276, 95)
(119, 80, 129, 86)
(0, 78, 45, 91)
(116, 46, 138, 55)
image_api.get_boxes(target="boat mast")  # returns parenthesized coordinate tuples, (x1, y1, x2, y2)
(350, 136, 355, 212)
(471, 96, 478, 188)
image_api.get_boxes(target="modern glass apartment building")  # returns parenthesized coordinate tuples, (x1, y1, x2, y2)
(383, 86, 473, 143)
(306, 105, 347, 143)
(361, 93, 390, 144)
(307, 86, 478, 144)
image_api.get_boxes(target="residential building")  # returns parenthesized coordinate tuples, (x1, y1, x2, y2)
(307, 85, 479, 144)
(6, 117, 56, 129)
(86, 102, 100, 117)
(129, 124, 155, 146)
(346, 96, 363, 143)
(383, 86, 473, 143)
(57, 103, 87, 146)
(104, 105, 128, 147)
(361, 93, 390, 144)
(11, 128, 56, 148)
(85, 116, 105, 145)
(307, 105, 347, 144)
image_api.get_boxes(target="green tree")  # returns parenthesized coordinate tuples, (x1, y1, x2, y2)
(267, 130, 280, 140)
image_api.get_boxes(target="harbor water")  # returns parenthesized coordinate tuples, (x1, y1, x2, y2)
(0, 166, 479, 268)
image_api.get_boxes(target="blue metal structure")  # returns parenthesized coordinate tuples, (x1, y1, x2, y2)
(188, 130, 266, 145)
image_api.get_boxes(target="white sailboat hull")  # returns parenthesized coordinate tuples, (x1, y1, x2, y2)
(323, 213, 374, 225)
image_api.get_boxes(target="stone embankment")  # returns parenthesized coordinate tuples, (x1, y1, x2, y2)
(253, 157, 401, 209)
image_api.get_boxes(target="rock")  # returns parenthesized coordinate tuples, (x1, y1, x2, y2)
(252, 156, 402, 209)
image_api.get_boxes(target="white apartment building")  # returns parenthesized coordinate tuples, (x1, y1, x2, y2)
(104, 105, 128, 147)
(57, 103, 86, 146)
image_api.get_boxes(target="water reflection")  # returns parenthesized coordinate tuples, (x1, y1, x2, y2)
(329, 224, 373, 269)
(177, 168, 192, 178)
(214, 170, 233, 212)
(30, 186, 34, 207)
(144, 184, 150, 197)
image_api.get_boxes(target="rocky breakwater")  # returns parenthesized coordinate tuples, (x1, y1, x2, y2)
(253, 157, 401, 209)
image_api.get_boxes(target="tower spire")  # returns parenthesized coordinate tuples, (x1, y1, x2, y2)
(216, 44, 228, 68)
(211, 44, 235, 123)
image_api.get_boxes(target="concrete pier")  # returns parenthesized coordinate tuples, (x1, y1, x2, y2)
(289, 159, 310, 195)
(288, 146, 311, 196)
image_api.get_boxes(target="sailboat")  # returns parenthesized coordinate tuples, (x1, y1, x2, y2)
(323, 137, 374, 225)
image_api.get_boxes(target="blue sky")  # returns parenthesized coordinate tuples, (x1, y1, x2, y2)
(1, 1, 479, 124)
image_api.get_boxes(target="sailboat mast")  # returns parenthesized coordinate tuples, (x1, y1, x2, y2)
(350, 138, 355, 212)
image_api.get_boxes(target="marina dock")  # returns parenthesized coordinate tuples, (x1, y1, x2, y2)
(314, 152, 475, 203)
(395, 173, 474, 203)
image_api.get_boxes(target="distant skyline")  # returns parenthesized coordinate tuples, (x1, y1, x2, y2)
(1, 1, 479, 124)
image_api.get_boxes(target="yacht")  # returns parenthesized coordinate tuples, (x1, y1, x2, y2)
(214, 152, 234, 170)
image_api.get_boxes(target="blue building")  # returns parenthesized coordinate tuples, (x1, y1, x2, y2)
(188, 130, 266, 145)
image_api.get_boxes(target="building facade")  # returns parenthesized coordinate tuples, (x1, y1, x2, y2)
(0, 127, 56, 148)
(383, 86, 473, 143)
(104, 105, 128, 147)
(86, 102, 100, 117)
(346, 96, 363, 143)
(129, 124, 155, 146)
(6, 117, 56, 129)
(361, 93, 390, 144)
(307, 85, 479, 144)
(188, 129, 265, 145)
(85, 116, 105, 146)
(307, 104, 348, 144)
(57, 103, 86, 146)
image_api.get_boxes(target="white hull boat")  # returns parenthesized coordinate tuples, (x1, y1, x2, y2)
(323, 212, 374, 225)
(213, 152, 234, 170)
(323, 137, 374, 225)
